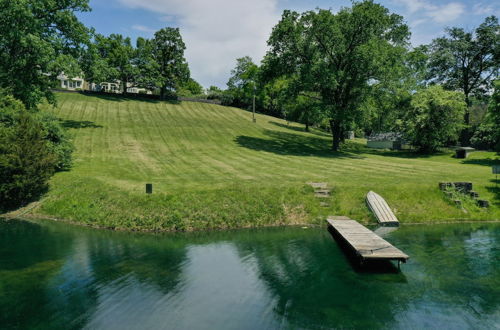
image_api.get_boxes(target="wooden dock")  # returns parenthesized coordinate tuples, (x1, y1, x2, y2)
(366, 191, 399, 226)
(326, 218, 409, 264)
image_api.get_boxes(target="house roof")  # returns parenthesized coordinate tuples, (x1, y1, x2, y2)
(367, 132, 403, 142)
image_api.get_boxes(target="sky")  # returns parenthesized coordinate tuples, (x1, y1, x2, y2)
(77, 0, 500, 88)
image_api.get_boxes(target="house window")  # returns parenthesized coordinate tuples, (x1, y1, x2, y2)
(64, 80, 68, 87)
(76, 81, 81, 88)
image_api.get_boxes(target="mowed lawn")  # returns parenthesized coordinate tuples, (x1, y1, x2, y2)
(32, 92, 500, 230)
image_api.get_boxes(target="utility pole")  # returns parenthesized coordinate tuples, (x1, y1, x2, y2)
(252, 83, 256, 123)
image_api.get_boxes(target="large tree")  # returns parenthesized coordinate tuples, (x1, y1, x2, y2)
(427, 16, 500, 142)
(265, 1, 410, 150)
(93, 34, 137, 94)
(152, 28, 190, 100)
(227, 56, 260, 108)
(0, 0, 90, 108)
(134, 37, 161, 92)
(403, 85, 466, 153)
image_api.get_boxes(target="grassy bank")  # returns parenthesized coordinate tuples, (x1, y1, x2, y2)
(16, 92, 500, 230)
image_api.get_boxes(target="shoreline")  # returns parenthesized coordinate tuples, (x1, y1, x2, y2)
(2, 210, 499, 235)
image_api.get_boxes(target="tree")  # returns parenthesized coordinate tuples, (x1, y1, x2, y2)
(473, 81, 500, 151)
(178, 78, 203, 96)
(93, 34, 137, 94)
(0, 0, 90, 108)
(403, 85, 466, 153)
(265, 1, 410, 150)
(227, 56, 260, 108)
(0, 95, 57, 211)
(152, 28, 190, 100)
(427, 16, 500, 142)
(134, 37, 161, 92)
(491, 81, 500, 152)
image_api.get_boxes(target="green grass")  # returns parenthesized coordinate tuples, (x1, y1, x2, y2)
(26, 92, 500, 230)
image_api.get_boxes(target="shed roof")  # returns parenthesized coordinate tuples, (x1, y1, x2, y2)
(367, 132, 403, 142)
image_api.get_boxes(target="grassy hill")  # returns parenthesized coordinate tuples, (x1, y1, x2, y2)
(23, 92, 500, 230)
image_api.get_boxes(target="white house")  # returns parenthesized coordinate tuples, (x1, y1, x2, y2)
(57, 73, 153, 95)
(57, 73, 85, 90)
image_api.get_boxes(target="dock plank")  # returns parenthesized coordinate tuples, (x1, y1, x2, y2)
(366, 191, 399, 226)
(326, 218, 408, 262)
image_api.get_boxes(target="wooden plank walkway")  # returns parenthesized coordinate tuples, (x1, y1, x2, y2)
(326, 218, 409, 263)
(366, 191, 399, 226)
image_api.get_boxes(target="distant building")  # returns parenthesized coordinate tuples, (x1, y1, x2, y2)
(57, 73, 85, 90)
(367, 132, 404, 150)
(57, 73, 152, 95)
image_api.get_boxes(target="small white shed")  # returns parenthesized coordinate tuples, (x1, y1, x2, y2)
(367, 132, 404, 150)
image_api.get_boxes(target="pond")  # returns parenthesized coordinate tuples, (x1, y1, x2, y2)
(0, 219, 499, 329)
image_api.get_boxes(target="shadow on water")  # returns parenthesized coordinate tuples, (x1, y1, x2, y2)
(0, 220, 188, 329)
(235, 130, 365, 159)
(59, 119, 103, 129)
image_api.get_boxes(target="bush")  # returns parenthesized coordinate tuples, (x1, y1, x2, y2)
(404, 85, 466, 153)
(471, 123, 497, 150)
(489, 81, 500, 152)
(36, 112, 74, 170)
(0, 96, 57, 211)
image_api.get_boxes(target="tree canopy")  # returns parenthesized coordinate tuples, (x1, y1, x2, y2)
(264, 0, 410, 150)
(0, 0, 90, 108)
(427, 16, 500, 142)
(152, 28, 190, 100)
(403, 85, 466, 153)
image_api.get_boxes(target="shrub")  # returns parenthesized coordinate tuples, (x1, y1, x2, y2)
(471, 123, 497, 150)
(489, 81, 500, 152)
(404, 85, 466, 153)
(0, 96, 57, 211)
(36, 112, 74, 170)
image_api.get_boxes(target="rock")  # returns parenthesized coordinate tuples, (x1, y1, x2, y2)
(453, 182, 473, 193)
(477, 200, 489, 208)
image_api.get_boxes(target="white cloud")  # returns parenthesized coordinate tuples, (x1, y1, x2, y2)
(395, 0, 465, 23)
(426, 3, 465, 23)
(118, 0, 280, 87)
(473, 3, 498, 16)
(132, 24, 156, 33)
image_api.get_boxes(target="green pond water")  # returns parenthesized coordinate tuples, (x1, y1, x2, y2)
(0, 219, 499, 329)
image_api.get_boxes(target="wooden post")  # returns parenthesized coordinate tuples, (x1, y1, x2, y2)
(146, 183, 153, 194)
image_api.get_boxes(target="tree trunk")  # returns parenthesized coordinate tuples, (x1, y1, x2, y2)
(122, 77, 128, 96)
(305, 121, 309, 132)
(460, 94, 472, 145)
(329, 119, 341, 151)
(160, 86, 165, 100)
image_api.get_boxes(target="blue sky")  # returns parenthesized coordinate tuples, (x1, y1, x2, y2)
(77, 0, 499, 88)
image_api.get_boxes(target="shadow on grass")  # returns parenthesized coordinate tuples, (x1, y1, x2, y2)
(79, 91, 181, 104)
(59, 119, 103, 129)
(269, 121, 331, 137)
(0, 186, 49, 214)
(350, 147, 447, 159)
(461, 157, 500, 167)
(235, 130, 365, 159)
(486, 179, 500, 206)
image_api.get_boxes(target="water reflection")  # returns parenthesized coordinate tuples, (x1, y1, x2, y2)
(0, 220, 498, 329)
